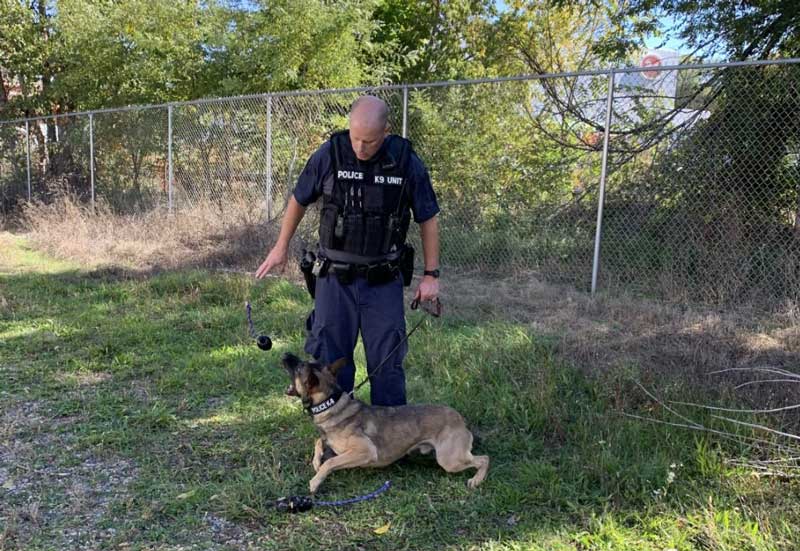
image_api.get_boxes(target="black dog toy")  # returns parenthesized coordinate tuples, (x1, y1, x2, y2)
(245, 302, 272, 351)
(275, 495, 314, 513)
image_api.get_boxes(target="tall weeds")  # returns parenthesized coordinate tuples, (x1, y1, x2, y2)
(21, 192, 279, 273)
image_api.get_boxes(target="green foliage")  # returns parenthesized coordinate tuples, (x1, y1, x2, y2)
(494, 1, 632, 73)
(0, 0, 621, 116)
(203, 0, 391, 95)
(372, 0, 495, 82)
(0, 0, 405, 118)
(0, 0, 54, 117)
(52, 0, 211, 108)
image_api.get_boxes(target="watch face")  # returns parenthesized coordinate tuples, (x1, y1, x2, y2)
(425, 269, 440, 278)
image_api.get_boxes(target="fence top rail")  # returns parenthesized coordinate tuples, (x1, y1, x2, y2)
(1, 56, 798, 126)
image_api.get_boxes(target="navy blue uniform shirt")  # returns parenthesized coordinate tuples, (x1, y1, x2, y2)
(292, 135, 440, 224)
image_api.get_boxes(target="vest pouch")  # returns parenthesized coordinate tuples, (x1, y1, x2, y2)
(363, 214, 388, 257)
(319, 204, 341, 249)
(399, 245, 414, 287)
(342, 214, 364, 254)
(364, 182, 384, 211)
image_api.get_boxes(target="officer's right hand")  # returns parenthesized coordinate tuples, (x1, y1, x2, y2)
(255, 245, 288, 279)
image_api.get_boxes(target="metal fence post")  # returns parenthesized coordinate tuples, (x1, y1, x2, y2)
(591, 70, 616, 296)
(89, 113, 95, 211)
(265, 95, 273, 218)
(402, 86, 408, 138)
(168, 105, 174, 213)
(25, 120, 32, 201)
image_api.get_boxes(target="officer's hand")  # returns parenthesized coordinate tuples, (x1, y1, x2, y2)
(414, 275, 439, 303)
(255, 246, 288, 279)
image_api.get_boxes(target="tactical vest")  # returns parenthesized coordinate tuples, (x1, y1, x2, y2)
(318, 131, 413, 261)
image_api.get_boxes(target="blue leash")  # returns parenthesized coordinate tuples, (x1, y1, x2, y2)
(318, 480, 392, 507)
(275, 480, 392, 513)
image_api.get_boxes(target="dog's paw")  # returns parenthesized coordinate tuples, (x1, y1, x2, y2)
(308, 478, 320, 495)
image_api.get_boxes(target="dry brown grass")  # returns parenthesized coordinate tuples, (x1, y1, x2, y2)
(21, 192, 284, 274)
(442, 271, 800, 411)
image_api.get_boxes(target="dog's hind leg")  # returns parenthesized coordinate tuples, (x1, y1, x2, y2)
(466, 455, 489, 489)
(434, 430, 490, 489)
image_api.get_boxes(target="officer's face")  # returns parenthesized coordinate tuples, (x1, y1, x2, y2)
(349, 118, 387, 161)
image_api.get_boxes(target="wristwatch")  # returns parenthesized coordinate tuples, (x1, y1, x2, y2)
(423, 269, 440, 278)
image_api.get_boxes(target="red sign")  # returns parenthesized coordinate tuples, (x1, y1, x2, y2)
(641, 53, 662, 80)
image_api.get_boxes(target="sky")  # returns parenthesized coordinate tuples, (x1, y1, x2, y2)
(642, 14, 688, 56)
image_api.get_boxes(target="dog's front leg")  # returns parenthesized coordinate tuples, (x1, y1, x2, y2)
(308, 445, 377, 495)
(312, 438, 325, 473)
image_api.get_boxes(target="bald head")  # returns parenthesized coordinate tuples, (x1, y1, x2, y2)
(350, 95, 389, 129)
(349, 95, 389, 161)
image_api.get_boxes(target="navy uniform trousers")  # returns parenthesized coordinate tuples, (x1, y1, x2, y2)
(304, 271, 407, 406)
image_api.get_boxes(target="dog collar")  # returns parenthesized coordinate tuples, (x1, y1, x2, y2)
(307, 389, 344, 416)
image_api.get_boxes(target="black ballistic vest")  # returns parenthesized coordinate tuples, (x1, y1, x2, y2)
(319, 131, 413, 261)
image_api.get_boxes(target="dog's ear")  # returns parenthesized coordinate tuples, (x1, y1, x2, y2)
(281, 352, 301, 371)
(326, 358, 348, 376)
(306, 369, 320, 392)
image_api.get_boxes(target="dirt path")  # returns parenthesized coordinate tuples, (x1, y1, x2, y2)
(0, 235, 139, 549)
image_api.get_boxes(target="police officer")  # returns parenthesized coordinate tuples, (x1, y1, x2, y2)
(255, 95, 440, 407)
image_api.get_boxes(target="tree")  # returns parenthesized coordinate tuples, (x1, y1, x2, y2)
(0, 0, 54, 120)
(52, 0, 212, 110)
(201, 0, 393, 96)
(599, 0, 800, 61)
(371, 0, 495, 83)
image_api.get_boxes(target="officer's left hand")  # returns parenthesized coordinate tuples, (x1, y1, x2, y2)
(414, 275, 439, 304)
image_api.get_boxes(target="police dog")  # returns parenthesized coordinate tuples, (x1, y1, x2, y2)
(280, 352, 489, 494)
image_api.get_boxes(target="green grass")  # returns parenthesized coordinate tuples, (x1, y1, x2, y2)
(1, 235, 798, 550)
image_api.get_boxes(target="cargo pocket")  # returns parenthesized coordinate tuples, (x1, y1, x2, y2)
(392, 327, 408, 367)
(303, 309, 325, 360)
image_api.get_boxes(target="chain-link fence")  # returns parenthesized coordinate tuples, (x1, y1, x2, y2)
(1, 58, 799, 307)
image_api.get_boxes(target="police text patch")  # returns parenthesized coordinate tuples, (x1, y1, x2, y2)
(337, 170, 363, 180)
(374, 175, 403, 185)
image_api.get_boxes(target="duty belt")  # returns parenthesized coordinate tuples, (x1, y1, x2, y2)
(300, 246, 413, 298)
(329, 259, 399, 286)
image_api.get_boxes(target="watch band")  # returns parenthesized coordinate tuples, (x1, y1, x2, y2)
(423, 269, 440, 278)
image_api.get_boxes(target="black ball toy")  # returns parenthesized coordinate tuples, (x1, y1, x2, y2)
(257, 334, 273, 351)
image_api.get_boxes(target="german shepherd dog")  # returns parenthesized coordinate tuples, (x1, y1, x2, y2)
(280, 353, 489, 494)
